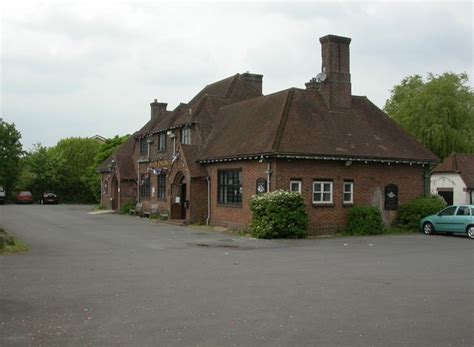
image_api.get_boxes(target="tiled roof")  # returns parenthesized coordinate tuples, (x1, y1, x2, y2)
(199, 88, 438, 163)
(432, 153, 474, 188)
(97, 136, 137, 180)
(180, 144, 207, 177)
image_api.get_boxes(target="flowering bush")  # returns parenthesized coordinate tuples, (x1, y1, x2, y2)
(250, 190, 308, 239)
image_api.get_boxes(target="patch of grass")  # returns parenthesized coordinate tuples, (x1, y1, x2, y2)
(0, 228, 29, 254)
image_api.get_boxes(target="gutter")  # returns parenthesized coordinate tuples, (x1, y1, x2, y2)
(206, 176, 211, 225)
(199, 153, 435, 166)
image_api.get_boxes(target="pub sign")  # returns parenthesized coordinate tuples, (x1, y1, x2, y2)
(384, 184, 398, 210)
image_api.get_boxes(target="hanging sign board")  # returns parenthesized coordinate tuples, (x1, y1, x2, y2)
(384, 184, 398, 210)
(256, 178, 267, 195)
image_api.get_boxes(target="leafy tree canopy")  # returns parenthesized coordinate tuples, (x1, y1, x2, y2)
(384, 72, 474, 160)
(0, 120, 23, 198)
(94, 135, 130, 166)
(19, 144, 66, 199)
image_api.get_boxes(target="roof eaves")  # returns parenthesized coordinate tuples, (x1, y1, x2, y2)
(198, 152, 436, 166)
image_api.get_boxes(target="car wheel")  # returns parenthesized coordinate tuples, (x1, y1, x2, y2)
(423, 222, 434, 235)
(467, 226, 474, 239)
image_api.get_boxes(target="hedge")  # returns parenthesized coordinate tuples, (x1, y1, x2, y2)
(397, 196, 447, 231)
(250, 190, 308, 239)
(346, 206, 385, 235)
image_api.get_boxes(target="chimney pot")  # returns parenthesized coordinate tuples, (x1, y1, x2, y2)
(150, 99, 167, 120)
(242, 72, 263, 95)
(318, 34, 352, 111)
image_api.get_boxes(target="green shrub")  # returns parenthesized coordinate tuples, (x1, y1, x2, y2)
(250, 190, 308, 239)
(0, 235, 5, 249)
(346, 206, 385, 235)
(119, 201, 134, 215)
(6, 235, 15, 246)
(397, 196, 447, 231)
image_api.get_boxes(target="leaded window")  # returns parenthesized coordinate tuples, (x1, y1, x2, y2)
(140, 174, 151, 199)
(218, 170, 242, 205)
(158, 132, 166, 151)
(140, 138, 148, 155)
(157, 174, 166, 200)
(181, 127, 191, 145)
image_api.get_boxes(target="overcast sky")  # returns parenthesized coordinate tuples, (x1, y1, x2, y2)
(1, 0, 472, 150)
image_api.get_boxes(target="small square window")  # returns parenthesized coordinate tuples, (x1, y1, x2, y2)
(343, 181, 353, 204)
(290, 181, 302, 193)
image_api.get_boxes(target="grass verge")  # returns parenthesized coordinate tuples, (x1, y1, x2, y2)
(0, 228, 29, 254)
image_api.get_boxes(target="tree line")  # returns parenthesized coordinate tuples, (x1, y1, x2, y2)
(0, 126, 128, 203)
(0, 71, 472, 203)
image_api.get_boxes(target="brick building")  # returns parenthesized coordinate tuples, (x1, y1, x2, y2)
(98, 34, 438, 234)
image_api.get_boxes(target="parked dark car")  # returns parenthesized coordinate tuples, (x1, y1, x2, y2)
(0, 186, 5, 205)
(16, 191, 33, 204)
(41, 192, 59, 205)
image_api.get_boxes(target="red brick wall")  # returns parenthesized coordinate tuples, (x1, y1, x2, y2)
(189, 177, 208, 224)
(274, 160, 425, 233)
(119, 180, 137, 209)
(205, 159, 426, 234)
(206, 160, 275, 229)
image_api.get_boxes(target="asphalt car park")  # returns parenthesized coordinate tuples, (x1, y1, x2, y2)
(0, 205, 473, 346)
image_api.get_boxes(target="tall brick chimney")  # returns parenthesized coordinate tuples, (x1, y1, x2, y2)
(318, 34, 352, 111)
(150, 99, 167, 120)
(242, 72, 263, 95)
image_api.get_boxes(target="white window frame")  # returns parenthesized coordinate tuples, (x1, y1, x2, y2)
(343, 181, 354, 204)
(313, 181, 333, 204)
(290, 180, 302, 193)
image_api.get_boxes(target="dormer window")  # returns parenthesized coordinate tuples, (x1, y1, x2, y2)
(158, 132, 166, 151)
(181, 127, 191, 145)
(140, 138, 148, 155)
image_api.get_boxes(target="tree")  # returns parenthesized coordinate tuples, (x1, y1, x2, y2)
(384, 72, 474, 160)
(83, 135, 130, 202)
(18, 144, 67, 200)
(53, 138, 101, 202)
(0, 120, 23, 200)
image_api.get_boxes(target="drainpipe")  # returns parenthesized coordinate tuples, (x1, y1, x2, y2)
(137, 162, 140, 203)
(206, 176, 211, 225)
(118, 178, 121, 211)
(266, 160, 272, 192)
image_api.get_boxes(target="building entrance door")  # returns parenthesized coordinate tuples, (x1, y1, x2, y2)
(437, 189, 453, 205)
(111, 176, 118, 210)
(170, 173, 187, 220)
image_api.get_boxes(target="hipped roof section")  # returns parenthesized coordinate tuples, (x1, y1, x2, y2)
(433, 153, 474, 188)
(97, 135, 137, 180)
(199, 88, 439, 164)
(135, 73, 262, 139)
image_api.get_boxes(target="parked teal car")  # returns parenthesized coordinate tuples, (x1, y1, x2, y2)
(421, 205, 474, 239)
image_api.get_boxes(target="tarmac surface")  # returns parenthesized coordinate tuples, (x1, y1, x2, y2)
(0, 204, 473, 346)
